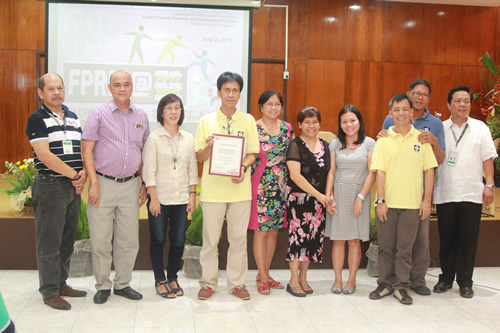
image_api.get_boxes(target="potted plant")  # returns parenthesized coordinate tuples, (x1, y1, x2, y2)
(69, 201, 93, 277)
(0, 159, 37, 216)
(183, 203, 203, 279)
(365, 202, 378, 277)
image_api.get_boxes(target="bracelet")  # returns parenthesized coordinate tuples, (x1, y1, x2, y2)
(141, 181, 146, 186)
(72, 173, 81, 181)
(189, 191, 197, 195)
(485, 184, 495, 189)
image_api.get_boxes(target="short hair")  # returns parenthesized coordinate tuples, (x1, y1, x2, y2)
(38, 73, 64, 91)
(156, 94, 185, 126)
(447, 86, 472, 104)
(109, 70, 132, 83)
(409, 78, 432, 94)
(258, 90, 283, 112)
(216, 72, 244, 92)
(389, 93, 413, 109)
(297, 106, 321, 124)
(337, 105, 366, 149)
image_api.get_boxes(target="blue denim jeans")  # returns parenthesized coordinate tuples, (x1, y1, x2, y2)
(32, 174, 81, 299)
(147, 197, 187, 282)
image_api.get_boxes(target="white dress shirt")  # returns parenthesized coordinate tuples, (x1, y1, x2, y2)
(433, 116, 497, 204)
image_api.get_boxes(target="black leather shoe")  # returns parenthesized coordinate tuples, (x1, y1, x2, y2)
(114, 287, 143, 300)
(459, 286, 474, 298)
(411, 285, 431, 296)
(94, 290, 111, 304)
(369, 284, 393, 300)
(433, 281, 452, 293)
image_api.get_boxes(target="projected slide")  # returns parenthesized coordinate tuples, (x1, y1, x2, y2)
(47, 2, 251, 135)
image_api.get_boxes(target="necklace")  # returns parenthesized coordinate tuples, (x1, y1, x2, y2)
(261, 119, 280, 130)
(167, 134, 180, 170)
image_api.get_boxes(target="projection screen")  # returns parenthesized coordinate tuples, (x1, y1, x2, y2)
(46, 1, 252, 136)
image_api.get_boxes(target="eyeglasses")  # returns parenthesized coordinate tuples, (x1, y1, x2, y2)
(264, 102, 282, 108)
(411, 91, 430, 99)
(223, 117, 233, 134)
(164, 107, 182, 113)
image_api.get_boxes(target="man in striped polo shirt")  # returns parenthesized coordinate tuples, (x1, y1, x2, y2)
(82, 70, 150, 304)
(26, 73, 88, 310)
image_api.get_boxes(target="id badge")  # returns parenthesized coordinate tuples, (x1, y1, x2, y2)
(447, 151, 459, 166)
(63, 140, 73, 154)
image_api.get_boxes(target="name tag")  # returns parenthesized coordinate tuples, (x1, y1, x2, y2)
(63, 140, 73, 154)
(447, 151, 459, 166)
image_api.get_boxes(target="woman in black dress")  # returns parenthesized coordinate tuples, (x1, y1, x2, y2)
(285, 107, 335, 297)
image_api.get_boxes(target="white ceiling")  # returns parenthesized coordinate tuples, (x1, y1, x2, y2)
(78, 0, 500, 7)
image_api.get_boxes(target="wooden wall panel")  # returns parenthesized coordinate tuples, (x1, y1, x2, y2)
(252, 6, 267, 59)
(266, 7, 286, 59)
(496, 7, 500, 56)
(306, 0, 347, 60)
(383, 2, 423, 64)
(16, 50, 38, 159)
(286, 0, 307, 60)
(0, 51, 19, 170)
(421, 5, 460, 65)
(457, 65, 485, 120)
(458, 6, 496, 66)
(249, 63, 285, 120)
(345, 61, 384, 139)
(421, 64, 459, 120)
(382, 62, 421, 113)
(18, 0, 45, 50)
(286, 59, 306, 127)
(346, 0, 384, 62)
(305, 59, 345, 133)
(0, 0, 18, 49)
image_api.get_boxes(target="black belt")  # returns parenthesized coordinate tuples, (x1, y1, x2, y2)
(96, 171, 140, 183)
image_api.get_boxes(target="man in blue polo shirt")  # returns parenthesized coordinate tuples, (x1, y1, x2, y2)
(26, 73, 87, 310)
(378, 78, 445, 296)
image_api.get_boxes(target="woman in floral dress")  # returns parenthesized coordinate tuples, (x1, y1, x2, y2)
(249, 90, 294, 295)
(285, 107, 334, 297)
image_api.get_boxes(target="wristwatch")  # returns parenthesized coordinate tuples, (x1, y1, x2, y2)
(242, 165, 247, 173)
(485, 184, 495, 189)
(357, 193, 365, 201)
(375, 199, 385, 204)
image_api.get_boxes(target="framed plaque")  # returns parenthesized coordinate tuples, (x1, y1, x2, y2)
(209, 134, 245, 177)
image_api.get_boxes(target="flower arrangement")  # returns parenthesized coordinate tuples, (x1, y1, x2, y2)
(477, 52, 500, 170)
(0, 159, 38, 215)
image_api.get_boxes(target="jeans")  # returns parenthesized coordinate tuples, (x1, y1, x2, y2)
(147, 198, 187, 282)
(32, 174, 81, 299)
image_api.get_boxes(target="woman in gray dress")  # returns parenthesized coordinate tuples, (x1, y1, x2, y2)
(325, 105, 376, 295)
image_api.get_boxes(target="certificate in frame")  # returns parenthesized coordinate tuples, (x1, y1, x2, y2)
(209, 134, 245, 177)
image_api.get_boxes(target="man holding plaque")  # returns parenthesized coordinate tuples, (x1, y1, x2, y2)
(195, 72, 259, 300)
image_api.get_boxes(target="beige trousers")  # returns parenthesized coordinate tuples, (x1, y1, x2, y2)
(199, 201, 250, 291)
(87, 175, 140, 291)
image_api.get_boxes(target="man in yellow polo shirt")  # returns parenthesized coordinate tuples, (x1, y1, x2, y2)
(194, 72, 259, 300)
(369, 94, 437, 305)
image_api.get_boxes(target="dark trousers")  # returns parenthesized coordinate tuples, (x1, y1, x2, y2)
(32, 174, 81, 299)
(377, 208, 420, 290)
(436, 202, 482, 288)
(147, 198, 187, 282)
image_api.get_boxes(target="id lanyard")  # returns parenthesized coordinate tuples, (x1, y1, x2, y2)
(42, 105, 67, 137)
(451, 123, 468, 147)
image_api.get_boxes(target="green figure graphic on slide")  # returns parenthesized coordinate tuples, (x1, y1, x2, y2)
(124, 26, 154, 64)
(157, 35, 191, 64)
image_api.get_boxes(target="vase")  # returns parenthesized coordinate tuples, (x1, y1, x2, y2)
(366, 241, 378, 277)
(182, 244, 202, 279)
(69, 239, 93, 277)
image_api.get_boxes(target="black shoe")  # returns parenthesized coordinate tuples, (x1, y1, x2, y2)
(433, 281, 452, 293)
(369, 285, 393, 300)
(411, 285, 431, 296)
(393, 289, 413, 305)
(94, 290, 111, 304)
(114, 287, 143, 300)
(459, 286, 474, 298)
